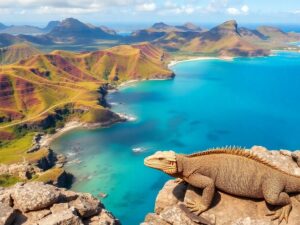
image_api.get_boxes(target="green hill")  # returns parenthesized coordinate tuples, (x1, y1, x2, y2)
(0, 43, 41, 64)
(0, 43, 173, 130)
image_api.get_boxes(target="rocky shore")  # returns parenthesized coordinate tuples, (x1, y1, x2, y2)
(0, 182, 120, 225)
(142, 146, 300, 225)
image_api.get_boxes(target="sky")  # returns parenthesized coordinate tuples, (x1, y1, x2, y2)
(0, 0, 299, 26)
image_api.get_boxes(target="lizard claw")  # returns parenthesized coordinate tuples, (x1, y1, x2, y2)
(266, 204, 292, 225)
(184, 199, 207, 216)
(174, 178, 184, 184)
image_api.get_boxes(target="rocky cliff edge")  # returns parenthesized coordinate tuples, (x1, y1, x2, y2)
(142, 146, 300, 225)
(0, 182, 120, 225)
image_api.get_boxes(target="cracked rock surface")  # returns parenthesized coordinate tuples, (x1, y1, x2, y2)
(0, 182, 119, 225)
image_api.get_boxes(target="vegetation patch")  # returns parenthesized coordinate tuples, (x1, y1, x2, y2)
(0, 174, 22, 187)
(33, 167, 64, 183)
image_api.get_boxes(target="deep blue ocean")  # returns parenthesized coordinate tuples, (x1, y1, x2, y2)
(51, 51, 300, 225)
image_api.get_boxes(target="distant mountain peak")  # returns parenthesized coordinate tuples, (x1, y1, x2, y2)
(183, 22, 198, 29)
(47, 17, 118, 43)
(0, 22, 8, 30)
(43, 21, 60, 32)
(219, 20, 238, 30)
(152, 22, 171, 30)
(60, 18, 86, 28)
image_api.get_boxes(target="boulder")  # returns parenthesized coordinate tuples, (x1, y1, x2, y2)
(70, 193, 101, 218)
(155, 179, 186, 214)
(141, 213, 170, 225)
(50, 203, 70, 214)
(0, 191, 12, 206)
(23, 209, 51, 225)
(0, 163, 41, 180)
(0, 203, 16, 225)
(83, 209, 121, 225)
(35, 208, 83, 225)
(0, 182, 119, 225)
(11, 182, 60, 212)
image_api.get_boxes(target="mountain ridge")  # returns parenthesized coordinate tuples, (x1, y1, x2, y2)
(0, 43, 41, 64)
(0, 43, 173, 130)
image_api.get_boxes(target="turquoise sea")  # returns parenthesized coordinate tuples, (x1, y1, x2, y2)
(51, 51, 300, 225)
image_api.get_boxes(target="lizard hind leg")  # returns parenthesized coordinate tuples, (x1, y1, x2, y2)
(263, 180, 292, 224)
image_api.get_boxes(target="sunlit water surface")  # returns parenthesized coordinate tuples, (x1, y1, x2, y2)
(51, 51, 300, 225)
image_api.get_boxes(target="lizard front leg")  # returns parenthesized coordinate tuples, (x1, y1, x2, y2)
(184, 173, 215, 215)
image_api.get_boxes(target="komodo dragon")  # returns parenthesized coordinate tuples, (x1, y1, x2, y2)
(144, 147, 300, 224)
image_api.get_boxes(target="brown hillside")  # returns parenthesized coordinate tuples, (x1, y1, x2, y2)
(0, 43, 173, 127)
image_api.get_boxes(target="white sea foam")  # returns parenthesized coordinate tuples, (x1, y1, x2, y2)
(66, 151, 77, 157)
(117, 113, 137, 121)
(67, 158, 82, 165)
(132, 147, 147, 153)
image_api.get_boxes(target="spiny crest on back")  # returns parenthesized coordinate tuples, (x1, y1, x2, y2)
(187, 146, 300, 178)
(187, 146, 246, 158)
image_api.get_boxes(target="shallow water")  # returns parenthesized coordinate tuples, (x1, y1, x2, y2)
(51, 51, 300, 224)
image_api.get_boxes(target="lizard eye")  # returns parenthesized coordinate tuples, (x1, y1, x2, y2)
(158, 157, 163, 160)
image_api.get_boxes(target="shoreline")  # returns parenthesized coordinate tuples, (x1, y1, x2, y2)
(117, 77, 173, 89)
(39, 78, 170, 148)
(40, 116, 128, 148)
(168, 56, 234, 68)
(40, 56, 234, 149)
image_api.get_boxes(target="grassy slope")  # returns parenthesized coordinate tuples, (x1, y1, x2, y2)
(0, 43, 172, 125)
(0, 43, 42, 64)
(0, 43, 173, 162)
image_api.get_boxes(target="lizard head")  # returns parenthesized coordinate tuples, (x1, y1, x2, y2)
(144, 151, 177, 174)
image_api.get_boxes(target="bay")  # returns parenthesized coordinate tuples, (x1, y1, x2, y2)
(51, 51, 300, 225)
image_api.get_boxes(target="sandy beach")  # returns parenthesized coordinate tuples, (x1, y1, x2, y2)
(168, 56, 234, 68)
(117, 78, 172, 89)
(40, 121, 87, 147)
(40, 55, 235, 148)
(39, 116, 127, 148)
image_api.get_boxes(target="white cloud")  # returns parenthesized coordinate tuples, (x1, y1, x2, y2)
(159, 1, 201, 15)
(0, 0, 250, 17)
(227, 4, 249, 15)
(241, 5, 249, 14)
(136, 3, 156, 12)
(292, 10, 300, 14)
(206, 0, 228, 13)
(227, 7, 240, 15)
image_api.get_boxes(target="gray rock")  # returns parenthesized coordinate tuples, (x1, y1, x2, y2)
(23, 209, 51, 225)
(36, 208, 83, 225)
(60, 189, 79, 202)
(0, 182, 119, 225)
(0, 192, 12, 207)
(82, 209, 120, 225)
(160, 205, 196, 225)
(12, 182, 60, 212)
(292, 152, 300, 167)
(50, 203, 70, 214)
(70, 193, 101, 218)
(143, 213, 171, 225)
(0, 203, 16, 225)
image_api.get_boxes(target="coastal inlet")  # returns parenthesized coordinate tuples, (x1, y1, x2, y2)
(51, 51, 300, 225)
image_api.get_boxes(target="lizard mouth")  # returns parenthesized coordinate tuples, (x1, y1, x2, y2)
(163, 168, 177, 174)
